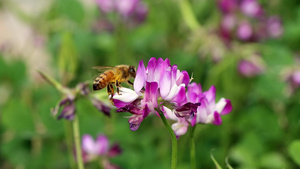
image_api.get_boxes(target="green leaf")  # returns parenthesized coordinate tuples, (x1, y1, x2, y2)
(288, 140, 300, 166)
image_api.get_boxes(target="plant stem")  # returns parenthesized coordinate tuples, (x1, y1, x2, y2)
(157, 109, 178, 169)
(64, 121, 76, 169)
(190, 126, 196, 169)
(73, 115, 84, 169)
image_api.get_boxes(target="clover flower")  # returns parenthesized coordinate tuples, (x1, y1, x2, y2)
(81, 134, 121, 168)
(95, 0, 148, 28)
(218, 0, 283, 43)
(38, 71, 111, 120)
(238, 53, 266, 77)
(113, 57, 200, 131)
(165, 83, 232, 137)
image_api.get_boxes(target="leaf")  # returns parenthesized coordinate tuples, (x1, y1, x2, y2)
(288, 140, 300, 166)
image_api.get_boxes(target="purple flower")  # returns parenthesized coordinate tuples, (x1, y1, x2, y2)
(95, 0, 148, 24)
(81, 134, 122, 165)
(164, 83, 232, 137)
(39, 70, 112, 120)
(55, 97, 76, 120)
(217, 0, 283, 44)
(189, 85, 232, 126)
(282, 57, 300, 95)
(266, 16, 283, 38)
(96, 0, 115, 13)
(237, 21, 253, 41)
(218, 0, 238, 14)
(238, 54, 265, 77)
(240, 0, 263, 18)
(113, 57, 199, 131)
(115, 0, 139, 17)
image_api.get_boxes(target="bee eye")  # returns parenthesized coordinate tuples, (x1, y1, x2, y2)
(129, 67, 135, 72)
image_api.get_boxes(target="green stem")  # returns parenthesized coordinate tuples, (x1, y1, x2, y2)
(72, 115, 84, 169)
(157, 109, 178, 169)
(64, 121, 76, 169)
(190, 126, 196, 169)
(179, 0, 201, 31)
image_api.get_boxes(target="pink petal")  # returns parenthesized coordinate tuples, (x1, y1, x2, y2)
(113, 99, 129, 108)
(159, 70, 171, 98)
(221, 99, 232, 115)
(96, 135, 109, 155)
(134, 60, 146, 93)
(115, 0, 138, 17)
(96, 0, 115, 13)
(172, 85, 186, 104)
(82, 135, 97, 155)
(213, 111, 222, 125)
(204, 85, 216, 103)
(176, 71, 190, 86)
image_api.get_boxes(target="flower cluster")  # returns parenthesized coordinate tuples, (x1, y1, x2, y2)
(94, 0, 148, 31)
(282, 56, 300, 96)
(218, 0, 283, 43)
(112, 58, 232, 137)
(82, 134, 122, 169)
(238, 53, 266, 77)
(38, 71, 111, 120)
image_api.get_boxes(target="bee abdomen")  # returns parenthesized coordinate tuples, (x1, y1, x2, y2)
(93, 72, 112, 91)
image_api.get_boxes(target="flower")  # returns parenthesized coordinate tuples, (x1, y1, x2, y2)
(95, 0, 148, 24)
(218, 0, 282, 43)
(238, 53, 266, 77)
(240, 0, 263, 18)
(166, 83, 232, 137)
(113, 57, 200, 131)
(38, 71, 111, 120)
(81, 134, 122, 168)
(282, 56, 300, 95)
(189, 85, 232, 125)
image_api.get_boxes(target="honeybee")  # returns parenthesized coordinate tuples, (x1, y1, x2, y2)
(93, 65, 136, 104)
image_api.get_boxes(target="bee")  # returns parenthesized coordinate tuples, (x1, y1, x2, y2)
(92, 65, 136, 104)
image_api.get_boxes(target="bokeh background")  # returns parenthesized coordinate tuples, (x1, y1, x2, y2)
(1, 0, 300, 168)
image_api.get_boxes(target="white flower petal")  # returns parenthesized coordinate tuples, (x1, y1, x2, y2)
(215, 98, 226, 114)
(113, 87, 140, 103)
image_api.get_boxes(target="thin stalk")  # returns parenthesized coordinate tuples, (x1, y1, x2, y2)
(64, 121, 76, 169)
(72, 115, 84, 169)
(190, 126, 196, 169)
(157, 109, 178, 169)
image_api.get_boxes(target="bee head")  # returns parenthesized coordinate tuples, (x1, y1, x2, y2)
(128, 65, 136, 77)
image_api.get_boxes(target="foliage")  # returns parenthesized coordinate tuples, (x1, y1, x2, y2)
(1, 0, 300, 168)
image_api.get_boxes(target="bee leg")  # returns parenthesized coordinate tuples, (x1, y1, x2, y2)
(116, 80, 122, 95)
(107, 83, 114, 104)
(127, 80, 133, 86)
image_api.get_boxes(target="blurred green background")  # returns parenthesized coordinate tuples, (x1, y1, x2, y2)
(1, 0, 300, 168)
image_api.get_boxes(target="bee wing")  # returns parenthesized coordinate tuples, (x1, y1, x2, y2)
(92, 66, 116, 72)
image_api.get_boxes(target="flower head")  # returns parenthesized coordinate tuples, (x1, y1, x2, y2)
(166, 83, 232, 137)
(113, 57, 199, 131)
(95, 0, 148, 26)
(238, 53, 265, 77)
(81, 134, 122, 168)
(38, 71, 111, 120)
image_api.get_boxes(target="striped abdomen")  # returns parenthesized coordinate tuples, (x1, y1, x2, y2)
(93, 71, 114, 91)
